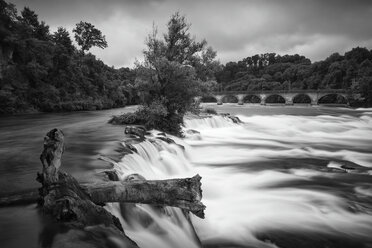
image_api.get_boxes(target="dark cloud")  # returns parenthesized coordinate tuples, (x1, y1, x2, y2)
(12, 0, 372, 67)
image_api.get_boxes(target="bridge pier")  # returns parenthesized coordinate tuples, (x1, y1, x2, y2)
(194, 96, 202, 104)
(216, 95, 224, 105)
(237, 94, 245, 105)
(285, 100, 293, 105)
(260, 94, 267, 105)
(284, 94, 296, 105)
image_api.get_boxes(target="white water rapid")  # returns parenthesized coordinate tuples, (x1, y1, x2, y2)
(105, 110, 372, 248)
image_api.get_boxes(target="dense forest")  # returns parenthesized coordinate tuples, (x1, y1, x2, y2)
(0, 0, 136, 114)
(1, 0, 372, 115)
(215, 48, 372, 106)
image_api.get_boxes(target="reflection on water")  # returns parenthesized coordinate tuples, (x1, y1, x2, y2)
(1, 105, 372, 248)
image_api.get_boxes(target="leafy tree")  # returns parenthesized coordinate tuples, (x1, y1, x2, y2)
(34, 21, 50, 40)
(73, 21, 107, 54)
(133, 12, 220, 135)
(0, 0, 17, 40)
(53, 27, 74, 53)
(20, 7, 38, 27)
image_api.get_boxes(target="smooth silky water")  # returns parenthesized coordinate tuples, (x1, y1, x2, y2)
(0, 104, 372, 248)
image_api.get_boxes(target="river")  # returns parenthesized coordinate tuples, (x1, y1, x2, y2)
(0, 104, 372, 248)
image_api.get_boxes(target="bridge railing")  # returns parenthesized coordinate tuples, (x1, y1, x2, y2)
(210, 89, 350, 95)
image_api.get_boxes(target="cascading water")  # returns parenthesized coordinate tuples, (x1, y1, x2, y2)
(104, 137, 200, 248)
(104, 112, 372, 248)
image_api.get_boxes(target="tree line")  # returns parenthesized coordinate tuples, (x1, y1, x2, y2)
(215, 48, 372, 106)
(0, 0, 136, 114)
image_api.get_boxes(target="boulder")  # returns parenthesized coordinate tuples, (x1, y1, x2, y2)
(185, 129, 201, 135)
(124, 126, 146, 138)
(156, 136, 176, 144)
(227, 115, 242, 123)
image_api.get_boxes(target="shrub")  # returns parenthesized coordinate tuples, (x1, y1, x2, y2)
(202, 107, 217, 115)
(109, 112, 142, 125)
(109, 100, 184, 136)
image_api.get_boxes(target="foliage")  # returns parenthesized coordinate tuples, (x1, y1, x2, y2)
(0, 0, 136, 114)
(202, 107, 217, 115)
(73, 21, 107, 54)
(216, 48, 372, 106)
(132, 12, 221, 135)
(109, 99, 183, 136)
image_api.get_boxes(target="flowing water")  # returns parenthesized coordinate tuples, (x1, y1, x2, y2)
(0, 104, 372, 248)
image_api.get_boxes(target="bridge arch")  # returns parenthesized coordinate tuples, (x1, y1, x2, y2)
(200, 95, 217, 103)
(222, 94, 239, 103)
(264, 94, 286, 104)
(293, 94, 312, 104)
(243, 94, 261, 104)
(318, 94, 348, 105)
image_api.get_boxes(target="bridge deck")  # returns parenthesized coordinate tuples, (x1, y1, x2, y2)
(211, 89, 350, 95)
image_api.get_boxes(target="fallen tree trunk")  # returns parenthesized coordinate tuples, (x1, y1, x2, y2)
(83, 174, 205, 218)
(1, 129, 206, 218)
(31, 128, 205, 247)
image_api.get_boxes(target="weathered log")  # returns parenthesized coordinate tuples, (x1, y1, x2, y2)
(37, 128, 139, 248)
(0, 128, 206, 247)
(35, 128, 206, 247)
(0, 174, 206, 219)
(39, 128, 65, 184)
(83, 174, 205, 218)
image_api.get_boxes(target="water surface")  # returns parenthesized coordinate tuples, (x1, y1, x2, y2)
(0, 104, 371, 248)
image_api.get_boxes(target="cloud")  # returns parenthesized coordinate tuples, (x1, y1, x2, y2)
(12, 0, 372, 67)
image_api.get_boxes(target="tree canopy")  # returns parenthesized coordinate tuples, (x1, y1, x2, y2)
(131, 12, 221, 135)
(73, 21, 108, 54)
(0, 0, 135, 114)
(215, 49, 372, 106)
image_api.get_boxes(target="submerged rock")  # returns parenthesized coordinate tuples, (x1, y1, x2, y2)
(124, 126, 146, 138)
(124, 143, 138, 153)
(185, 129, 201, 135)
(156, 136, 176, 144)
(227, 115, 242, 123)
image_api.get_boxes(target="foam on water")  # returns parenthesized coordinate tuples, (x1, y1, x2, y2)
(106, 138, 198, 248)
(106, 113, 372, 247)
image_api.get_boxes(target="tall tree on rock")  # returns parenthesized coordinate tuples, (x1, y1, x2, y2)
(73, 21, 107, 54)
(135, 12, 220, 134)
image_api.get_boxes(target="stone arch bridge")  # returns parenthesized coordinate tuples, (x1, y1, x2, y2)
(196, 90, 351, 106)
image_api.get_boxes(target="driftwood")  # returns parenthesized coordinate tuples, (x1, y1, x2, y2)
(0, 129, 206, 216)
(37, 128, 205, 217)
(83, 174, 205, 218)
(0, 128, 205, 247)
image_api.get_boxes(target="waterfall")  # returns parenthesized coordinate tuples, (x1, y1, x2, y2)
(105, 114, 372, 248)
(105, 137, 200, 248)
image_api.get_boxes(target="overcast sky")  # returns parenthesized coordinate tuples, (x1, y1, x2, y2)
(12, 0, 372, 68)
